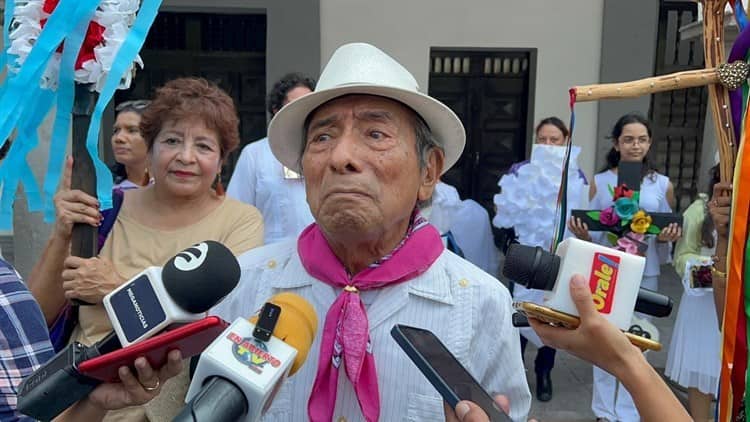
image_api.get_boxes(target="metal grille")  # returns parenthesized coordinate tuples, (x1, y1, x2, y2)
(430, 50, 531, 78)
(649, 1, 708, 212)
(200, 14, 266, 52)
(144, 13, 266, 52)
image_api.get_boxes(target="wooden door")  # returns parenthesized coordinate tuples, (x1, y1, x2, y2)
(428, 48, 535, 246)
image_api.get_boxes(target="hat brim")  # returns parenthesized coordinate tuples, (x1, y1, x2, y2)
(268, 84, 465, 175)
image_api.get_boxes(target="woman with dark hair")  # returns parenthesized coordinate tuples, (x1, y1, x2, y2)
(534, 116, 569, 146)
(28, 77, 264, 420)
(664, 162, 722, 422)
(111, 100, 151, 190)
(568, 112, 681, 422)
(494, 116, 587, 402)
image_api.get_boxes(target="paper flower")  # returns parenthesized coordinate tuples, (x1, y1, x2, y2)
(599, 207, 620, 226)
(613, 184, 635, 200)
(614, 197, 639, 220)
(493, 145, 587, 249)
(616, 236, 639, 255)
(8, 0, 142, 91)
(629, 210, 652, 234)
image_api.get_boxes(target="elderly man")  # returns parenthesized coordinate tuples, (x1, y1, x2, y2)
(213, 43, 531, 421)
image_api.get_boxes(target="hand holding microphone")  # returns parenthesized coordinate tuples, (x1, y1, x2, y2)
(504, 238, 673, 350)
(448, 279, 690, 422)
(177, 293, 318, 422)
(529, 275, 640, 372)
(18, 240, 241, 421)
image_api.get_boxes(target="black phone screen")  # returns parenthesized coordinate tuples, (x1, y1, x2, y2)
(393, 325, 511, 421)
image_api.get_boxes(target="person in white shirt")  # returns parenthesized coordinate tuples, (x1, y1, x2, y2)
(426, 181, 499, 276)
(227, 73, 316, 244)
(213, 43, 531, 421)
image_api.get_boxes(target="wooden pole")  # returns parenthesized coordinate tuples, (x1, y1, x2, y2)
(70, 84, 99, 264)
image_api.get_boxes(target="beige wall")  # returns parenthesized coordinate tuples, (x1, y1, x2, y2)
(319, 0, 604, 178)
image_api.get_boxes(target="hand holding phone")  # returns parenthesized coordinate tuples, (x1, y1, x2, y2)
(513, 302, 662, 351)
(391, 324, 511, 422)
(78, 316, 228, 382)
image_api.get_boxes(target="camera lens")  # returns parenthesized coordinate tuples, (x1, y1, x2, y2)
(503, 244, 560, 291)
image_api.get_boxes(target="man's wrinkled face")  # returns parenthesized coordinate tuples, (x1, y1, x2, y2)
(301, 95, 438, 240)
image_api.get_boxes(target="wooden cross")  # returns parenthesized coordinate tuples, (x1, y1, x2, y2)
(570, 161, 683, 255)
(572, 0, 743, 183)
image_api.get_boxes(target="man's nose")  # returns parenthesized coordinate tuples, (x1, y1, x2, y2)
(328, 132, 361, 173)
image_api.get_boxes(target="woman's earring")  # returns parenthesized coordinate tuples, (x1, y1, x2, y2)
(214, 173, 224, 195)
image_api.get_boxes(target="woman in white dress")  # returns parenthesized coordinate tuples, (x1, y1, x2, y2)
(665, 164, 721, 422)
(494, 117, 588, 402)
(568, 113, 682, 422)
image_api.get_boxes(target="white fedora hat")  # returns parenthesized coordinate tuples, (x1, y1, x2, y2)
(267, 42, 465, 174)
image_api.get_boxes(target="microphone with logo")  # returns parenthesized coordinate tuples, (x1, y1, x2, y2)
(505, 237, 673, 350)
(16, 241, 240, 421)
(103, 240, 240, 347)
(175, 293, 318, 422)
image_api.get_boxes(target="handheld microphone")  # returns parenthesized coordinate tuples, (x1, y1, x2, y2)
(103, 240, 240, 346)
(504, 238, 672, 329)
(17, 332, 121, 421)
(176, 293, 318, 422)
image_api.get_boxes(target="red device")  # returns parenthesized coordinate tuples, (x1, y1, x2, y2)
(78, 316, 228, 382)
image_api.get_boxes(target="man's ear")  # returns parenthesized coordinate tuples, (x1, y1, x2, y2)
(417, 148, 445, 202)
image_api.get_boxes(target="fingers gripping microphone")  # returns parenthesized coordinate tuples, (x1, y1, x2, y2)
(504, 238, 673, 329)
(176, 293, 318, 422)
(104, 240, 240, 346)
(17, 241, 240, 420)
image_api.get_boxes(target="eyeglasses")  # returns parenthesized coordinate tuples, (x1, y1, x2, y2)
(115, 100, 151, 112)
(619, 136, 651, 146)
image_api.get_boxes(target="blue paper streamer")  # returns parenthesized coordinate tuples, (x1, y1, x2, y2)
(0, 0, 99, 228)
(0, 90, 55, 229)
(83, 0, 164, 210)
(42, 0, 99, 221)
(0, 0, 96, 148)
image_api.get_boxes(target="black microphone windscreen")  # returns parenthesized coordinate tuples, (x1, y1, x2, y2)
(503, 244, 559, 291)
(162, 241, 241, 313)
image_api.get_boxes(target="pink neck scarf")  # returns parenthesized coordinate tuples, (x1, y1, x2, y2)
(299, 212, 443, 422)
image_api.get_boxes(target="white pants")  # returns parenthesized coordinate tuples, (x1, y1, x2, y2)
(591, 275, 658, 421)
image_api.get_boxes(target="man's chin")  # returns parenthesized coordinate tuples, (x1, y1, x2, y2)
(317, 210, 379, 238)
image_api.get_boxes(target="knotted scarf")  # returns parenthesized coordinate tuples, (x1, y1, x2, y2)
(299, 211, 443, 421)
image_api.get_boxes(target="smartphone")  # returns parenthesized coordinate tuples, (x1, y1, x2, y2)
(78, 316, 228, 382)
(512, 301, 662, 351)
(391, 324, 511, 422)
